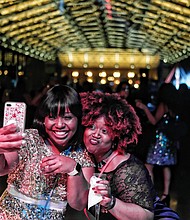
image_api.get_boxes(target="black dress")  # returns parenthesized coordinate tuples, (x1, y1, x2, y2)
(92, 154, 156, 220)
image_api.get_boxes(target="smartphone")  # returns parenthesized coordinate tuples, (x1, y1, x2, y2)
(3, 102, 27, 132)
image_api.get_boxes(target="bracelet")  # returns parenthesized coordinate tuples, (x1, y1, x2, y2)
(104, 196, 116, 212)
(67, 163, 81, 176)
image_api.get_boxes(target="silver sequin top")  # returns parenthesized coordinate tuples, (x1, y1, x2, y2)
(7, 129, 94, 203)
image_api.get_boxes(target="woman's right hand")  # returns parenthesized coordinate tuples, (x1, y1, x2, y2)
(0, 124, 25, 153)
(40, 154, 77, 175)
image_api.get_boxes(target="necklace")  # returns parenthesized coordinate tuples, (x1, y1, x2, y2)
(97, 149, 113, 169)
(97, 160, 106, 169)
(98, 151, 119, 178)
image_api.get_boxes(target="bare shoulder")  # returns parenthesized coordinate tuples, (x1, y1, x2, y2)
(106, 153, 130, 172)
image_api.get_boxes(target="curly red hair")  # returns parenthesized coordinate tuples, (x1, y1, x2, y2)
(80, 91, 142, 153)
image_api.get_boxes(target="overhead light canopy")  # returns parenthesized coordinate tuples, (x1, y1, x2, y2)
(0, 0, 190, 67)
(58, 49, 160, 69)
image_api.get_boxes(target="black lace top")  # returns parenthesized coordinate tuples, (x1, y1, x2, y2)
(97, 154, 156, 219)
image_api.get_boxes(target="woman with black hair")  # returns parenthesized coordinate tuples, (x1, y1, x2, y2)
(0, 85, 94, 219)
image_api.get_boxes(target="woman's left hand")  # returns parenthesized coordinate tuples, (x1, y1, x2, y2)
(40, 155, 76, 174)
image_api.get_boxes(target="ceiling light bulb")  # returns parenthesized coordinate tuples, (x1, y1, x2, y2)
(128, 71, 135, 78)
(83, 63, 88, 68)
(130, 64, 135, 69)
(113, 71, 120, 78)
(86, 71, 93, 77)
(72, 71, 79, 77)
(99, 63, 104, 68)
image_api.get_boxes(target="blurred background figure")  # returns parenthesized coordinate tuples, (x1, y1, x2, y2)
(135, 83, 187, 207)
(115, 81, 131, 101)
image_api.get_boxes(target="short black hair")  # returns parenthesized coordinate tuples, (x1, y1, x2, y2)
(33, 84, 83, 147)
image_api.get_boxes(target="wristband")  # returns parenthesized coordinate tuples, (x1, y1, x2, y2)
(67, 163, 81, 176)
(104, 196, 116, 212)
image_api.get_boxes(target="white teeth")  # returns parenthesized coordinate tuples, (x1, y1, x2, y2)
(54, 131, 67, 135)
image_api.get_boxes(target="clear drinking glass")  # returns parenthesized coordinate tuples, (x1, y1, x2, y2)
(93, 173, 107, 220)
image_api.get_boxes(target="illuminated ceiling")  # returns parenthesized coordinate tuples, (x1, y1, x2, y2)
(0, 0, 190, 69)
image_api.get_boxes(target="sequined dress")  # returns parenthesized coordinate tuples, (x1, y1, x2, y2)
(146, 113, 178, 165)
(0, 129, 94, 220)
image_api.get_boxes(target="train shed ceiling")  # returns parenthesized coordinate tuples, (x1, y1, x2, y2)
(0, 0, 190, 69)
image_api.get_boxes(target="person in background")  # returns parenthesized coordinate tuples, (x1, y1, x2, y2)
(81, 91, 155, 220)
(0, 84, 94, 219)
(116, 81, 154, 165)
(135, 83, 180, 206)
(115, 80, 131, 101)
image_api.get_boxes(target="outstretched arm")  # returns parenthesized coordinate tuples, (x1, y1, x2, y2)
(136, 101, 166, 125)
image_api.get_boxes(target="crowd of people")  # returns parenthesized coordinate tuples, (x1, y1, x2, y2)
(0, 80, 186, 219)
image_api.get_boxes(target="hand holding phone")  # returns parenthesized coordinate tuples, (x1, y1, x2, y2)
(3, 102, 27, 133)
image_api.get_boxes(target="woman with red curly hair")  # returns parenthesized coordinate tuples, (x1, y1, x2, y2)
(81, 91, 156, 220)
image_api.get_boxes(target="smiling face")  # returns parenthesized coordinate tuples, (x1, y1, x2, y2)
(44, 106, 78, 151)
(83, 116, 113, 161)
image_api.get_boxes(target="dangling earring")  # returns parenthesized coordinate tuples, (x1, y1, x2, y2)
(112, 142, 117, 150)
(112, 137, 119, 150)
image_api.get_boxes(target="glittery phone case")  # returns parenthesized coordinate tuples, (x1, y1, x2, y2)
(3, 101, 27, 132)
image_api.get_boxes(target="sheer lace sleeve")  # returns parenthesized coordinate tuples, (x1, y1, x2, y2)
(107, 154, 155, 211)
